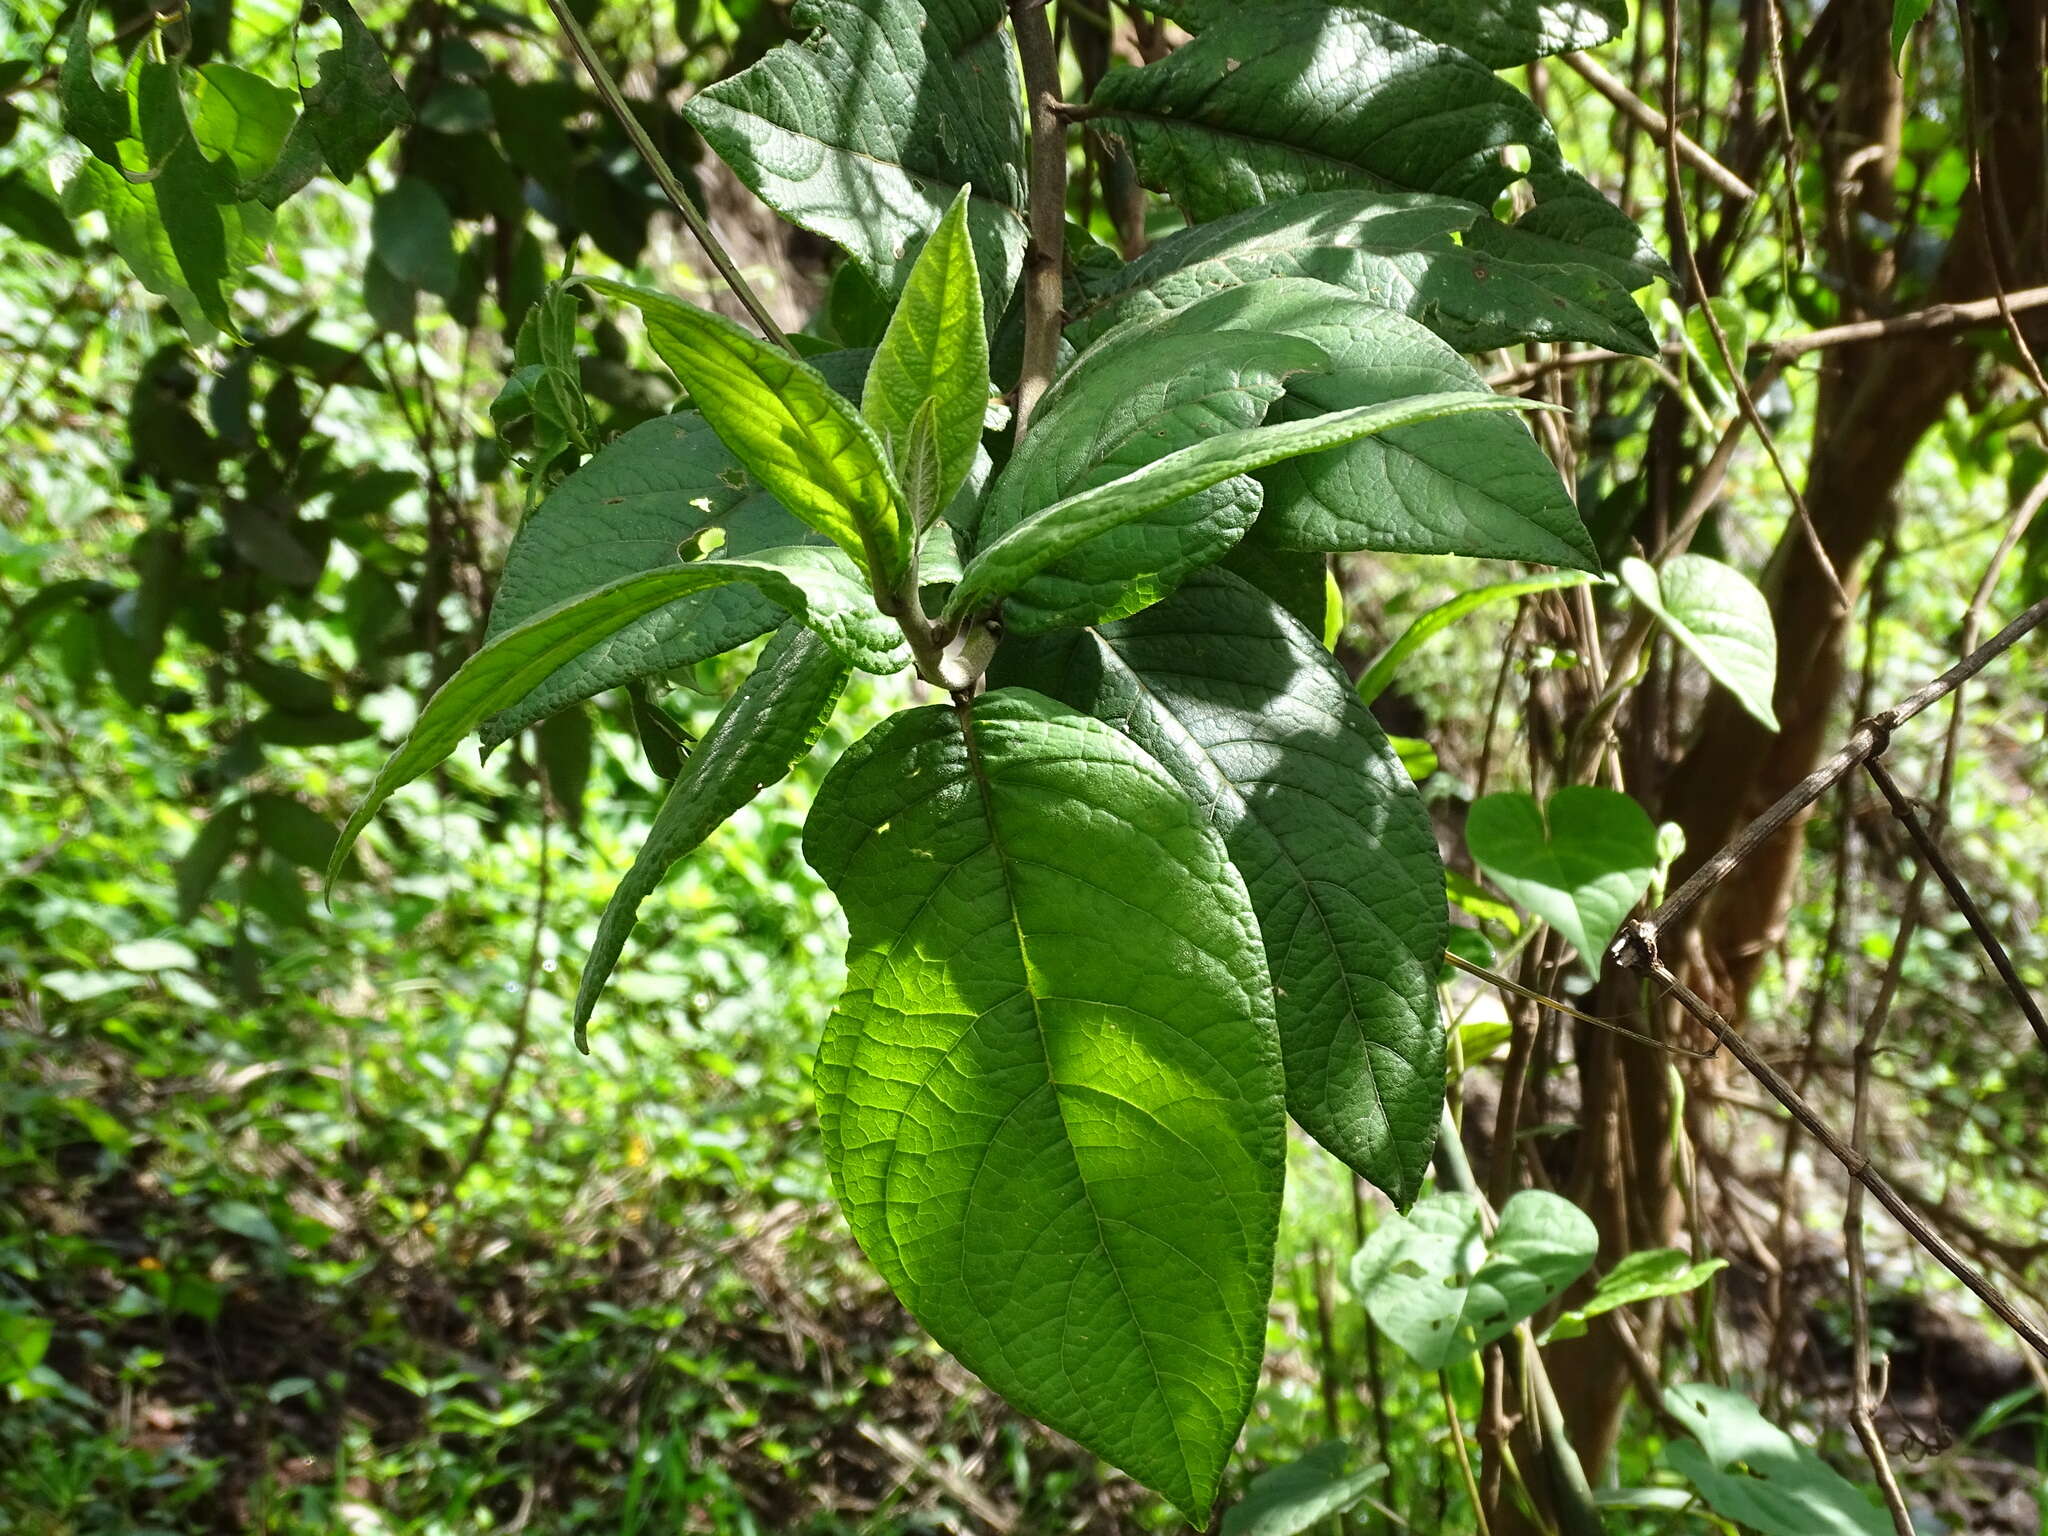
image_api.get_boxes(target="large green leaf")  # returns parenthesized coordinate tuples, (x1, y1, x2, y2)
(804, 689, 1286, 1518)
(993, 570, 1446, 1205)
(970, 310, 1330, 631)
(1161, 0, 1626, 69)
(588, 279, 912, 591)
(573, 625, 848, 1047)
(1621, 554, 1780, 731)
(1064, 192, 1657, 359)
(1350, 1190, 1596, 1369)
(1222, 1444, 1388, 1536)
(329, 547, 901, 890)
(945, 392, 1548, 628)
(684, 0, 1027, 320)
(861, 185, 986, 522)
(1117, 279, 1597, 569)
(1464, 786, 1657, 962)
(1663, 1385, 1892, 1536)
(477, 412, 816, 746)
(1090, 5, 1662, 283)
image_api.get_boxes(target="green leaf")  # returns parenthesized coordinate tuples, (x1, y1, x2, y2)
(972, 307, 1330, 631)
(1891, 0, 1933, 68)
(993, 569, 1446, 1205)
(1125, 279, 1598, 569)
(1544, 1249, 1727, 1342)
(250, 793, 339, 872)
(805, 689, 1286, 1518)
(371, 177, 459, 299)
(1663, 1384, 1893, 1536)
(684, 0, 1027, 320)
(1350, 1190, 1596, 1369)
(1464, 786, 1657, 962)
(190, 63, 296, 184)
(1090, 5, 1662, 283)
(59, 6, 127, 168)
(945, 392, 1550, 627)
(1065, 191, 1658, 359)
(573, 626, 848, 1047)
(245, 0, 411, 206)
(1222, 1444, 1388, 1536)
(1220, 523, 1329, 639)
(176, 805, 245, 919)
(329, 547, 902, 891)
(1358, 571, 1598, 703)
(1161, 0, 1625, 69)
(589, 279, 912, 591)
(1621, 554, 1780, 731)
(0, 169, 83, 256)
(137, 61, 239, 337)
(861, 185, 985, 516)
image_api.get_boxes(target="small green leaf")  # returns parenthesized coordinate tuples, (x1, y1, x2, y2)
(1544, 1249, 1727, 1342)
(862, 185, 985, 516)
(946, 392, 1549, 626)
(1351, 1190, 1596, 1369)
(1620, 554, 1780, 731)
(1891, 0, 1933, 69)
(1663, 1385, 1893, 1536)
(589, 278, 912, 591)
(190, 63, 296, 185)
(574, 625, 849, 1047)
(1222, 1444, 1388, 1536)
(371, 177, 459, 299)
(1465, 786, 1658, 962)
(176, 806, 245, 919)
(250, 793, 339, 872)
(1358, 571, 1597, 704)
(328, 547, 903, 892)
(806, 689, 1285, 1519)
(0, 170, 83, 256)
(245, 0, 411, 206)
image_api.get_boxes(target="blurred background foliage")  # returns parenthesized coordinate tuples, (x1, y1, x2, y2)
(2, 0, 2046, 1532)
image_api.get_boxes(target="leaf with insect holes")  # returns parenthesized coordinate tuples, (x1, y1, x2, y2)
(590, 279, 912, 591)
(1662, 1385, 1893, 1536)
(1544, 1249, 1727, 1342)
(861, 185, 985, 518)
(1621, 555, 1780, 731)
(1065, 191, 1659, 360)
(1465, 786, 1658, 962)
(1351, 1190, 1596, 1369)
(993, 569, 1446, 1206)
(806, 689, 1285, 1520)
(946, 392, 1551, 628)
(328, 547, 903, 892)
(573, 625, 849, 1047)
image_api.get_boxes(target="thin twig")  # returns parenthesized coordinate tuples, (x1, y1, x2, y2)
(541, 0, 792, 353)
(1009, 0, 1068, 435)
(1562, 50, 1755, 201)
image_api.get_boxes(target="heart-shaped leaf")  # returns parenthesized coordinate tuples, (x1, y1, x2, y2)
(1464, 785, 1657, 962)
(1663, 1384, 1893, 1536)
(1621, 554, 1780, 731)
(1351, 1190, 1596, 1369)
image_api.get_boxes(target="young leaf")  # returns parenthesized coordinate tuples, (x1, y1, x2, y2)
(1090, 5, 1662, 283)
(994, 569, 1447, 1206)
(805, 689, 1286, 1519)
(861, 185, 985, 515)
(972, 316, 1330, 631)
(1222, 1444, 1388, 1536)
(1358, 570, 1598, 704)
(588, 279, 912, 591)
(1544, 1249, 1727, 1342)
(1065, 191, 1659, 360)
(1350, 1190, 1596, 1369)
(1122, 279, 1601, 569)
(1662, 1385, 1894, 1536)
(328, 548, 903, 891)
(1464, 786, 1658, 962)
(1621, 554, 1780, 731)
(574, 626, 849, 1048)
(945, 392, 1550, 627)
(684, 0, 1028, 318)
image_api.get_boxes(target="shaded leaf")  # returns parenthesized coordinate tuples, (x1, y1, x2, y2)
(1663, 1384, 1892, 1536)
(371, 177, 458, 298)
(1223, 1444, 1388, 1536)
(246, 0, 411, 206)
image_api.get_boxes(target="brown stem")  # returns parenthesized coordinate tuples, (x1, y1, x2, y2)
(1009, 0, 1068, 434)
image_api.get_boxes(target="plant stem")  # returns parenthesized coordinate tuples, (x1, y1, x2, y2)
(542, 0, 794, 355)
(1008, 0, 1068, 434)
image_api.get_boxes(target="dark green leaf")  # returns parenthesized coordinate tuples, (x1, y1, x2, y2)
(246, 0, 411, 207)
(176, 805, 245, 919)
(994, 569, 1446, 1203)
(574, 625, 849, 1044)
(371, 177, 459, 298)
(685, 0, 1027, 318)
(1162, 0, 1626, 69)
(537, 705, 594, 830)
(59, 6, 127, 169)
(251, 792, 339, 871)
(1222, 1444, 1388, 1536)
(0, 170, 83, 256)
(805, 689, 1285, 1518)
